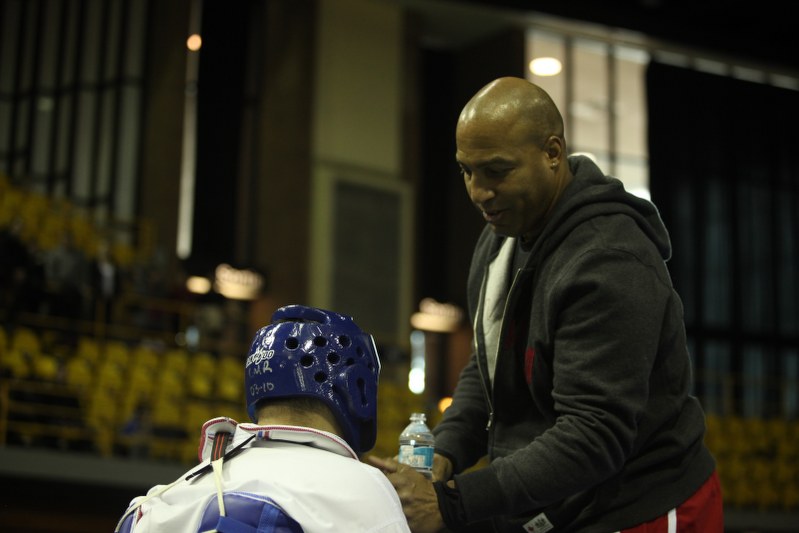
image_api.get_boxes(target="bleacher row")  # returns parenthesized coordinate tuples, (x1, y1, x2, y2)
(0, 324, 248, 464)
(0, 172, 142, 269)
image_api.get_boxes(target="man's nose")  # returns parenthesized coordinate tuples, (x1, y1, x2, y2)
(468, 174, 495, 205)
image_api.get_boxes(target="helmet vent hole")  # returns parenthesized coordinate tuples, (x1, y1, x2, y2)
(345, 358, 355, 366)
(314, 336, 327, 347)
(356, 377, 367, 404)
(327, 352, 340, 364)
(314, 371, 327, 383)
(338, 335, 351, 347)
(300, 355, 314, 367)
(285, 338, 299, 349)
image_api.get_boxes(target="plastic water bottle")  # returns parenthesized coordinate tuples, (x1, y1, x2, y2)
(398, 412, 435, 478)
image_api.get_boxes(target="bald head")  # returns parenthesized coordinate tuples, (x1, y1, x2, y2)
(458, 77, 564, 148)
(455, 77, 573, 242)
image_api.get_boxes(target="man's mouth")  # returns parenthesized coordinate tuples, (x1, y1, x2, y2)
(482, 209, 505, 223)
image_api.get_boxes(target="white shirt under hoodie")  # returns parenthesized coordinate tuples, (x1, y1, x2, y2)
(117, 417, 410, 533)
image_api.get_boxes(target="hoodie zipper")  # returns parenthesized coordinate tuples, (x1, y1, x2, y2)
(476, 257, 524, 432)
(472, 300, 494, 431)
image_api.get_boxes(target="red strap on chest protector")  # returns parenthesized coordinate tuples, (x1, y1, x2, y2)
(212, 431, 233, 461)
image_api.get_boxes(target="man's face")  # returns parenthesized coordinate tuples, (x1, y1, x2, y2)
(455, 116, 558, 241)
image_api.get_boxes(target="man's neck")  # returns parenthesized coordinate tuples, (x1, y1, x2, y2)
(256, 408, 341, 436)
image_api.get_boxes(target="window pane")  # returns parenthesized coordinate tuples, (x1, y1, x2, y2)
(738, 180, 773, 333)
(672, 181, 696, 323)
(783, 350, 799, 418)
(703, 340, 731, 415)
(614, 45, 649, 198)
(80, 0, 103, 84)
(703, 179, 732, 327)
(778, 193, 798, 336)
(571, 38, 608, 157)
(38, 0, 63, 88)
(31, 98, 54, 176)
(125, 0, 149, 78)
(742, 345, 767, 417)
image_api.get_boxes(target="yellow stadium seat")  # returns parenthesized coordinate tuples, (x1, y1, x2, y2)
(10, 327, 41, 356)
(150, 394, 183, 429)
(188, 373, 213, 399)
(217, 374, 241, 403)
(158, 367, 185, 392)
(1, 348, 31, 379)
(130, 344, 160, 372)
(164, 348, 189, 374)
(218, 355, 240, 378)
(65, 356, 94, 395)
(126, 364, 156, 408)
(86, 387, 119, 432)
(104, 341, 130, 368)
(185, 400, 216, 433)
(75, 336, 101, 366)
(32, 353, 60, 381)
(192, 351, 216, 376)
(96, 360, 125, 393)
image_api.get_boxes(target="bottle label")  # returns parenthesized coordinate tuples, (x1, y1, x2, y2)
(398, 444, 434, 471)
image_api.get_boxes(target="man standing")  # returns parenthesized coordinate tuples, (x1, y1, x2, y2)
(370, 77, 722, 532)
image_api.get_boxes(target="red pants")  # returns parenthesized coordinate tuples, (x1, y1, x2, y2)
(620, 471, 723, 533)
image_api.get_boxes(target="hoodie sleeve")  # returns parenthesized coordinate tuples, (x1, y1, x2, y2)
(432, 351, 491, 473)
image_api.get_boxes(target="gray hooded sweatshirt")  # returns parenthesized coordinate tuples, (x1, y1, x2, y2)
(433, 155, 716, 532)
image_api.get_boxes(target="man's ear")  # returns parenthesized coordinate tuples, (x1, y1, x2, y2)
(543, 135, 564, 164)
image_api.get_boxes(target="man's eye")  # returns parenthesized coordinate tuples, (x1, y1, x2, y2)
(459, 167, 471, 178)
(485, 167, 510, 178)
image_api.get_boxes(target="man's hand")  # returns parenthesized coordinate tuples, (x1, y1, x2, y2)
(367, 455, 446, 533)
(432, 453, 453, 483)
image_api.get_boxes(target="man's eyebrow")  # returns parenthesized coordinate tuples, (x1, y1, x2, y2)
(455, 156, 514, 168)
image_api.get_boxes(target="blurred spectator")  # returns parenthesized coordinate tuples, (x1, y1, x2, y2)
(89, 239, 121, 324)
(0, 216, 45, 323)
(41, 231, 89, 321)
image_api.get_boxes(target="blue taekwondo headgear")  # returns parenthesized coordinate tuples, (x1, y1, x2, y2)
(244, 304, 381, 454)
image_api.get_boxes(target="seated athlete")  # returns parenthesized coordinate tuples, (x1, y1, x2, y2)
(116, 304, 411, 533)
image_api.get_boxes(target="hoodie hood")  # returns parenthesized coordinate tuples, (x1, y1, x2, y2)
(529, 155, 672, 263)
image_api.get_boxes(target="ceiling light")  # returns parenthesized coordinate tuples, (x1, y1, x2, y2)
(529, 57, 562, 76)
(186, 33, 202, 51)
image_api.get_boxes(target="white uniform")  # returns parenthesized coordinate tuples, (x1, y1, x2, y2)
(118, 418, 410, 533)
